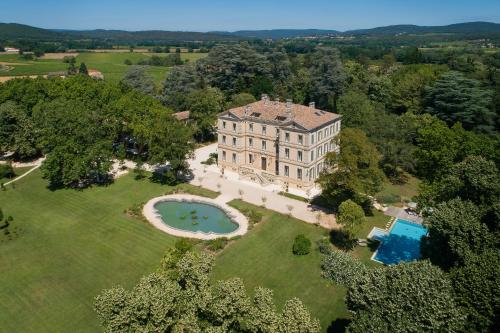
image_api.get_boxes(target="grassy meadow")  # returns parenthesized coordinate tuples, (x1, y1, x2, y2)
(0, 51, 208, 85)
(0, 167, 392, 332)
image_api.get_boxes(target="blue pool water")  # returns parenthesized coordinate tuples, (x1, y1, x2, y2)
(373, 219, 428, 265)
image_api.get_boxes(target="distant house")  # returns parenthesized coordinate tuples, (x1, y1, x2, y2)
(4, 47, 20, 53)
(88, 69, 104, 80)
(173, 111, 191, 122)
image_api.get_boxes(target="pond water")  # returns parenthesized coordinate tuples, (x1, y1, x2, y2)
(154, 200, 239, 235)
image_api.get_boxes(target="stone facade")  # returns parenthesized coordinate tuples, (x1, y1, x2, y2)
(217, 96, 341, 190)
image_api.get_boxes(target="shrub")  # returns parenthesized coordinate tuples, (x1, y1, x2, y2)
(292, 234, 312, 255)
(316, 238, 332, 254)
(321, 249, 368, 287)
(0, 164, 15, 179)
(207, 238, 228, 251)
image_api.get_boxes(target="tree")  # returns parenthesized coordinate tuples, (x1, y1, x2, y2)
(390, 64, 447, 114)
(424, 71, 496, 133)
(321, 249, 368, 287)
(121, 66, 156, 96)
(31, 95, 115, 188)
(162, 64, 200, 110)
(450, 250, 500, 333)
(318, 128, 385, 211)
(95, 250, 320, 332)
(0, 101, 38, 159)
(309, 47, 347, 111)
(78, 62, 88, 75)
(187, 87, 225, 142)
(418, 155, 500, 213)
(346, 261, 464, 333)
(337, 200, 365, 240)
(197, 43, 271, 96)
(337, 90, 375, 128)
(229, 92, 256, 108)
(421, 198, 494, 270)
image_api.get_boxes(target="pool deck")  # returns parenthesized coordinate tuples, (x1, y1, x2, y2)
(143, 194, 249, 240)
(384, 206, 423, 224)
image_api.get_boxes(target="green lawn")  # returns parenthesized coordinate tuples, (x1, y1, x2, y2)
(212, 200, 349, 331)
(0, 169, 386, 332)
(375, 174, 420, 207)
(0, 170, 215, 332)
(0, 166, 33, 184)
(0, 52, 208, 85)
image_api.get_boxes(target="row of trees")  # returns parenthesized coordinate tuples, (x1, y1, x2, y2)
(0, 75, 194, 188)
(95, 243, 320, 332)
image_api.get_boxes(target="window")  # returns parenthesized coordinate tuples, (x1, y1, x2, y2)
(249, 137, 253, 147)
(318, 131, 322, 141)
(324, 128, 328, 137)
(262, 125, 266, 135)
(297, 168, 302, 180)
(297, 150, 303, 162)
(249, 123, 254, 132)
(298, 135, 303, 145)
(310, 151, 315, 161)
(222, 151, 226, 161)
(222, 135, 226, 144)
(311, 134, 315, 144)
(285, 148, 290, 159)
(232, 153, 236, 163)
(284, 165, 289, 177)
(249, 154, 253, 164)
(222, 121, 226, 129)
(324, 143, 328, 153)
(232, 123, 237, 132)
(318, 146, 322, 156)
(276, 128, 280, 138)
(285, 132, 290, 142)
(261, 140, 266, 150)
(232, 137, 237, 147)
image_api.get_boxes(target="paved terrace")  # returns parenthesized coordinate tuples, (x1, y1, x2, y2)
(188, 144, 338, 229)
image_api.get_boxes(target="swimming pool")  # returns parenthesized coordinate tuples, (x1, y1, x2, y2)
(371, 219, 428, 265)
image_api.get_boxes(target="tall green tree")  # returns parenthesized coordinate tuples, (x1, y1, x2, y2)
(421, 198, 495, 270)
(95, 251, 320, 332)
(337, 199, 365, 241)
(309, 47, 347, 111)
(318, 128, 385, 211)
(162, 64, 200, 111)
(121, 66, 156, 96)
(78, 62, 88, 75)
(187, 87, 226, 142)
(424, 71, 496, 133)
(0, 101, 38, 159)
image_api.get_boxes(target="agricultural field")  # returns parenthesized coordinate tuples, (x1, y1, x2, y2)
(0, 51, 208, 85)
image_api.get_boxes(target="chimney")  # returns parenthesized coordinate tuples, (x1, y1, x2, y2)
(274, 97, 280, 106)
(309, 102, 315, 109)
(244, 105, 250, 118)
(261, 94, 269, 104)
(286, 99, 292, 116)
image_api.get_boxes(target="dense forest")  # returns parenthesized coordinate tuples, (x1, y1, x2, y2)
(1, 31, 499, 332)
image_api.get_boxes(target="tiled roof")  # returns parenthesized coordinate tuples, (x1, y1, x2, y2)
(225, 99, 340, 130)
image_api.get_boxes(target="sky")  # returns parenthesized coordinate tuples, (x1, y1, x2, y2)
(1, 0, 499, 32)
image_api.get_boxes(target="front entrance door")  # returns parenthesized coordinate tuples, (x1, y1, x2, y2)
(261, 157, 267, 171)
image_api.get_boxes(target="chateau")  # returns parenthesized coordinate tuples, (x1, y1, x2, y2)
(217, 95, 341, 190)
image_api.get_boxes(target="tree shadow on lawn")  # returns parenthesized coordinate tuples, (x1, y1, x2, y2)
(327, 318, 351, 333)
(329, 229, 357, 251)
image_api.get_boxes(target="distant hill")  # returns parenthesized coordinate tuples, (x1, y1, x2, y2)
(212, 29, 341, 39)
(60, 29, 242, 42)
(0, 23, 63, 40)
(216, 22, 500, 39)
(0, 23, 242, 42)
(1, 22, 499, 43)
(346, 22, 500, 36)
